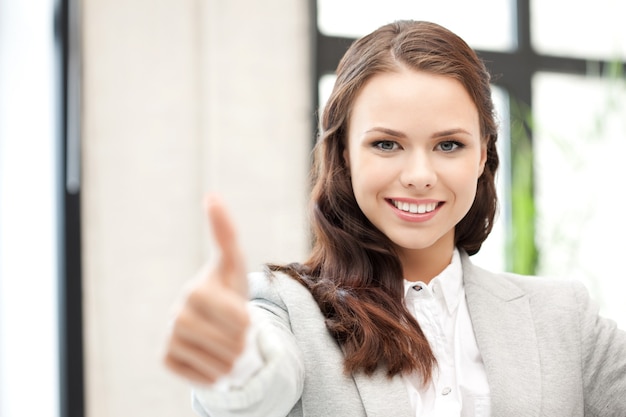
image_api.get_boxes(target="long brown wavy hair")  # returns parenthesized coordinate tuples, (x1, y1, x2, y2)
(270, 20, 499, 384)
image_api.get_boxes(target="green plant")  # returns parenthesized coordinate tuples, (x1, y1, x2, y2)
(508, 99, 538, 275)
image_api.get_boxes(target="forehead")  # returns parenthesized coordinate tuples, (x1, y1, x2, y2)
(349, 68, 480, 134)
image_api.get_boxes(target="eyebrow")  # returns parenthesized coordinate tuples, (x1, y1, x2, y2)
(364, 127, 406, 137)
(363, 127, 473, 138)
(432, 128, 473, 138)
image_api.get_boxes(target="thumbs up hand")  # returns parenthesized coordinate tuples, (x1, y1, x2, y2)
(163, 194, 250, 385)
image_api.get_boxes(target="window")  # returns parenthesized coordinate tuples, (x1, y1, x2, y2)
(313, 0, 626, 328)
(533, 72, 626, 323)
(317, 0, 516, 52)
(532, 0, 626, 61)
(0, 0, 84, 416)
(0, 1, 60, 416)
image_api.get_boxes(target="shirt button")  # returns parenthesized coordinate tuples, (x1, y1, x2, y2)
(441, 387, 452, 396)
(413, 285, 422, 292)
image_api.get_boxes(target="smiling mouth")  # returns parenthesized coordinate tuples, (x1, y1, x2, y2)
(389, 199, 439, 214)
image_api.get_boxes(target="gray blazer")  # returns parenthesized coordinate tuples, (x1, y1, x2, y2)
(193, 251, 626, 417)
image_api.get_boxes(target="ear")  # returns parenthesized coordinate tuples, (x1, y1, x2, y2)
(478, 140, 488, 176)
(343, 146, 350, 169)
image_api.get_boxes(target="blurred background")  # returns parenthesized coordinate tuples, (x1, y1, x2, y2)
(0, 0, 624, 416)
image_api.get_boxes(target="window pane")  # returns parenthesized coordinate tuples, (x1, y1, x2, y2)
(532, 0, 626, 60)
(317, 0, 516, 52)
(472, 86, 510, 273)
(0, 0, 61, 416)
(318, 73, 335, 111)
(533, 72, 626, 329)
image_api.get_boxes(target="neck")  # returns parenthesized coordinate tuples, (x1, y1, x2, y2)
(399, 242, 455, 284)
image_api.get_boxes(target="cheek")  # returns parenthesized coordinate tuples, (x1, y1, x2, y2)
(352, 157, 388, 187)
(350, 167, 371, 201)
(350, 159, 387, 206)
(448, 161, 481, 197)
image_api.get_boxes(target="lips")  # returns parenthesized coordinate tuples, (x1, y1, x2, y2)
(390, 199, 438, 214)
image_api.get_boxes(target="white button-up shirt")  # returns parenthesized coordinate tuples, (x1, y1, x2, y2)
(402, 249, 490, 417)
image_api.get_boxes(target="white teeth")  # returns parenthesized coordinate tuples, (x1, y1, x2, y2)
(393, 200, 437, 214)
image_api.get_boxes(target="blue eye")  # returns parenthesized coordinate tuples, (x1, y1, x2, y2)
(438, 141, 463, 152)
(373, 140, 398, 151)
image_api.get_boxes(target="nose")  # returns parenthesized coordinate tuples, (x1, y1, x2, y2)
(399, 151, 437, 190)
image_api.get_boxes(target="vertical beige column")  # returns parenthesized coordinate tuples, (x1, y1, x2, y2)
(200, 1, 312, 270)
(81, 0, 311, 415)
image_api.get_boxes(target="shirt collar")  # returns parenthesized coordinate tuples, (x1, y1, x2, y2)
(403, 248, 463, 315)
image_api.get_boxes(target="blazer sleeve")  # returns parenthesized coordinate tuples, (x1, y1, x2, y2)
(191, 272, 305, 417)
(575, 280, 626, 416)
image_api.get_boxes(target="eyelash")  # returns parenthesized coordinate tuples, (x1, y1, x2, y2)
(372, 140, 399, 151)
(371, 140, 465, 152)
(437, 140, 465, 152)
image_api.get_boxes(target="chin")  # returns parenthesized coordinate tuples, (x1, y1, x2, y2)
(390, 239, 438, 252)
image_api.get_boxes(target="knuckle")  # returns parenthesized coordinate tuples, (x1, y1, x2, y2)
(163, 353, 182, 373)
(222, 358, 236, 375)
(172, 309, 194, 330)
(162, 352, 174, 368)
(187, 286, 209, 306)
(163, 337, 184, 358)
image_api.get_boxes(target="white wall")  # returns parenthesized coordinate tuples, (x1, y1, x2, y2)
(81, 0, 311, 415)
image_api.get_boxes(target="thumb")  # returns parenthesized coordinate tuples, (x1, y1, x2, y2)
(204, 194, 248, 297)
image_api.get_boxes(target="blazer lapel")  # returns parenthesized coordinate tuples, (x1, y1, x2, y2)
(352, 368, 413, 417)
(461, 253, 542, 417)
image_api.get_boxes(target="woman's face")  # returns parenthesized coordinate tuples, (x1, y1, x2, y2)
(345, 67, 486, 265)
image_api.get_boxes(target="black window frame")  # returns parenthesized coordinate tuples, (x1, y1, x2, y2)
(55, 0, 85, 415)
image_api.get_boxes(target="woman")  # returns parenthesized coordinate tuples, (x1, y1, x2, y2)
(163, 20, 626, 417)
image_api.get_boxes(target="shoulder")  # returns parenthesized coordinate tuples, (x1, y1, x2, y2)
(461, 250, 588, 305)
(497, 270, 588, 301)
(248, 269, 313, 303)
(247, 269, 322, 323)
(460, 254, 626, 412)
